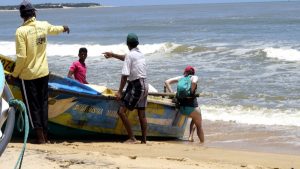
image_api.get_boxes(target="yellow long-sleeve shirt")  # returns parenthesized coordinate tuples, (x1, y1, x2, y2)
(12, 17, 64, 80)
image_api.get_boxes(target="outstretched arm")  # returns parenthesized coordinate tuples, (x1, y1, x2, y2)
(164, 76, 181, 93)
(102, 52, 125, 61)
(47, 23, 70, 35)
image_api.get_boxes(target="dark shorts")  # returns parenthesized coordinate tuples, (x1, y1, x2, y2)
(177, 97, 199, 116)
(179, 106, 195, 116)
(121, 78, 148, 111)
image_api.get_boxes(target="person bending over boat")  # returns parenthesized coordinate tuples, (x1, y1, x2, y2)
(164, 66, 204, 143)
(68, 47, 88, 84)
(103, 33, 148, 144)
(9, 0, 70, 144)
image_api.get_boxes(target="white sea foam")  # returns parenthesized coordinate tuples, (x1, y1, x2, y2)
(3, 40, 300, 62)
(0, 41, 181, 57)
(263, 47, 300, 61)
(202, 105, 300, 127)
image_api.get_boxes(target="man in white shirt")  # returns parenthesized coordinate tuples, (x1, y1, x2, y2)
(103, 33, 148, 143)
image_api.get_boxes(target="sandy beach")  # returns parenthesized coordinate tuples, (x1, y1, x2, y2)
(1, 1, 300, 169)
(1, 139, 299, 169)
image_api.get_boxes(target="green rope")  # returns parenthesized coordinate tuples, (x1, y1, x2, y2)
(16, 108, 24, 133)
(9, 99, 29, 169)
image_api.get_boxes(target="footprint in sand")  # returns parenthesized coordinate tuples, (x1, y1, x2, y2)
(129, 155, 137, 159)
(160, 157, 189, 162)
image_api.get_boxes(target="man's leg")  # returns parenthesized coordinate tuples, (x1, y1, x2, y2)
(138, 109, 147, 143)
(38, 75, 49, 142)
(117, 106, 136, 142)
(23, 79, 45, 144)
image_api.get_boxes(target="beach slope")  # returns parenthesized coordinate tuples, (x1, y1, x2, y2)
(1, 141, 299, 169)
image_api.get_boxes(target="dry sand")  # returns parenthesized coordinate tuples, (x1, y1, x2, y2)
(1, 140, 299, 169)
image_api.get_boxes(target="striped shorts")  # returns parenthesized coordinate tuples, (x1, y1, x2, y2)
(121, 78, 148, 111)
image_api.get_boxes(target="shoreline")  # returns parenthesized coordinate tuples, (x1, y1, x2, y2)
(1, 140, 299, 169)
(186, 119, 300, 157)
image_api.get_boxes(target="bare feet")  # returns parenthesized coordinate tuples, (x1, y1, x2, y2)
(124, 138, 139, 144)
(188, 136, 194, 142)
(141, 137, 147, 144)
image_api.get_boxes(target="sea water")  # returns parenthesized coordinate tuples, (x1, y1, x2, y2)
(1, 1, 300, 155)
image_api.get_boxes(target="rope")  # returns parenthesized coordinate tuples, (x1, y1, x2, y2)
(9, 99, 29, 169)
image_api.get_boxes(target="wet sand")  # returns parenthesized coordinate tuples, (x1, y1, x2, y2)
(202, 120, 300, 156)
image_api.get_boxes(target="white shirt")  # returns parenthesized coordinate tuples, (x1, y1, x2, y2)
(122, 48, 147, 81)
(172, 75, 198, 83)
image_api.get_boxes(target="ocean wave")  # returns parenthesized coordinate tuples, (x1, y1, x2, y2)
(202, 105, 300, 127)
(262, 47, 300, 62)
(0, 41, 213, 57)
(5, 40, 300, 61)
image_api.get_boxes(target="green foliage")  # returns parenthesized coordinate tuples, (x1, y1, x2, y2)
(0, 3, 101, 10)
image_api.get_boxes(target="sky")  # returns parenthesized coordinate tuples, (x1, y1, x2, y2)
(1, 0, 290, 6)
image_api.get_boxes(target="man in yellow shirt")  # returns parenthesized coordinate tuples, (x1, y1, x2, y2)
(11, 1, 70, 144)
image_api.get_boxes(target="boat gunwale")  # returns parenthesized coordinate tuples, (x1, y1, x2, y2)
(49, 87, 176, 107)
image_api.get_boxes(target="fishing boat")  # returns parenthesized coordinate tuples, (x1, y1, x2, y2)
(0, 54, 189, 139)
(0, 61, 17, 156)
